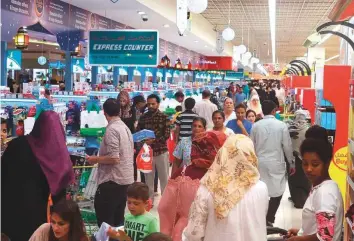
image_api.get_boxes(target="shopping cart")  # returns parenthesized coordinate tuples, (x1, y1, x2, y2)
(267, 227, 288, 241)
(67, 154, 99, 235)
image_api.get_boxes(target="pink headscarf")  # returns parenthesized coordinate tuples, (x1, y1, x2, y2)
(27, 111, 74, 195)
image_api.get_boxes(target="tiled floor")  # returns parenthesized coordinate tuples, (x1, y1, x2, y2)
(148, 183, 302, 231)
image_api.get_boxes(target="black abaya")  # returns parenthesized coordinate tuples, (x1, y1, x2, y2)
(288, 156, 312, 208)
(1, 136, 65, 241)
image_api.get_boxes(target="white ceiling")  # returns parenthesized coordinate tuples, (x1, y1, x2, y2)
(61, 0, 221, 56)
(201, 0, 340, 63)
(63, 0, 342, 65)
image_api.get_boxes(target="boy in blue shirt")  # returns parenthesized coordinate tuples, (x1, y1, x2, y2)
(226, 103, 253, 136)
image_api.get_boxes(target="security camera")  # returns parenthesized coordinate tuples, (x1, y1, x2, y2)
(141, 14, 148, 22)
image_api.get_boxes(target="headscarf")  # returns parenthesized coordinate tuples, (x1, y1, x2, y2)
(201, 134, 259, 219)
(247, 94, 263, 115)
(117, 90, 132, 119)
(27, 111, 74, 195)
(191, 131, 227, 169)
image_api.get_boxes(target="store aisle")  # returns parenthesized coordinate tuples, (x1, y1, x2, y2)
(147, 183, 302, 231)
(273, 186, 302, 230)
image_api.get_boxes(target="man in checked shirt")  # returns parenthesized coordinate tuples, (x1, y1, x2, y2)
(137, 94, 171, 201)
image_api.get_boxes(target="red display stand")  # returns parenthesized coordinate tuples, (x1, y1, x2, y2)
(302, 88, 316, 124)
(322, 65, 351, 199)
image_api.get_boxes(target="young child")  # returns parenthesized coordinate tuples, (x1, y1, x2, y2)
(108, 182, 159, 241)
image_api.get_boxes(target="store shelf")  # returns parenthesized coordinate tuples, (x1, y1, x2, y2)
(348, 175, 354, 191)
(346, 218, 354, 235)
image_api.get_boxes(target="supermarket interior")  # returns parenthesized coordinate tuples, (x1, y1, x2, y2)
(1, 0, 354, 241)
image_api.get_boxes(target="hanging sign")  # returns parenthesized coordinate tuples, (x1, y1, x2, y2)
(119, 67, 128, 75)
(89, 30, 159, 66)
(133, 69, 141, 76)
(216, 31, 224, 54)
(176, 0, 188, 35)
(72, 58, 85, 73)
(7, 49, 22, 70)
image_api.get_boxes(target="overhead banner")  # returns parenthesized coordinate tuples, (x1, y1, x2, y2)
(7, 49, 22, 70)
(88, 30, 159, 66)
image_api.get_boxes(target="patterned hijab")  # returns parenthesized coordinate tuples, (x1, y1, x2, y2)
(117, 90, 132, 119)
(191, 131, 227, 169)
(201, 134, 259, 219)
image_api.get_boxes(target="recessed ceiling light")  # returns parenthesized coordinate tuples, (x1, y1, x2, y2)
(137, 11, 145, 15)
(163, 24, 170, 28)
(204, 45, 208, 48)
(194, 40, 199, 43)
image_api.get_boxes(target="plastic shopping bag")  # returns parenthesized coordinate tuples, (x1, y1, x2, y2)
(167, 132, 176, 163)
(136, 143, 153, 174)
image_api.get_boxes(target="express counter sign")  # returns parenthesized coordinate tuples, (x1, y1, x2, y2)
(88, 30, 159, 66)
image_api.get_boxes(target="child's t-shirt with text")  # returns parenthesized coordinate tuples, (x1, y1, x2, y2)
(124, 212, 159, 241)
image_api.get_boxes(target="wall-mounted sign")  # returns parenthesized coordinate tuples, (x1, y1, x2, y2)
(225, 70, 244, 80)
(38, 56, 47, 66)
(72, 58, 85, 73)
(89, 29, 159, 66)
(7, 49, 22, 70)
(199, 56, 233, 70)
(49, 61, 66, 69)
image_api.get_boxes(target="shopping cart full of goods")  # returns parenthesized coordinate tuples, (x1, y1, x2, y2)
(67, 154, 99, 235)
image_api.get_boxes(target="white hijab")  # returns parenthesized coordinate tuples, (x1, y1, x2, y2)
(247, 95, 263, 116)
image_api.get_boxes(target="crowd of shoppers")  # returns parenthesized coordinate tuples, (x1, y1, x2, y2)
(0, 80, 345, 241)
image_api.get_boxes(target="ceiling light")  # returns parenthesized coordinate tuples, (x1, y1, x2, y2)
(187, 0, 208, 14)
(163, 24, 170, 28)
(137, 11, 146, 15)
(268, 0, 276, 63)
(222, 27, 235, 41)
(244, 52, 252, 60)
(194, 40, 199, 43)
(204, 45, 208, 48)
(36, 44, 40, 47)
(325, 54, 339, 62)
(238, 45, 247, 54)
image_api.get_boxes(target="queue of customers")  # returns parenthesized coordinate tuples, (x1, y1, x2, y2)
(1, 85, 344, 241)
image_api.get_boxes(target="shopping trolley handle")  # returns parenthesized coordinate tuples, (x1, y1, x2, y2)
(267, 227, 288, 241)
(267, 227, 287, 235)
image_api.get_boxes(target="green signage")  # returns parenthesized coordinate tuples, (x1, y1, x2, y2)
(89, 30, 159, 66)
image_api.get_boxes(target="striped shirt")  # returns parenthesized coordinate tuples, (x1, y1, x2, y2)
(175, 110, 198, 139)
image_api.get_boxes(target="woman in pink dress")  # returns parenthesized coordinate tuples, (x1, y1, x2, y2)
(158, 124, 226, 241)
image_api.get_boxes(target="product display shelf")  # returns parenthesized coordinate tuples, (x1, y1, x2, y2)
(345, 81, 354, 241)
